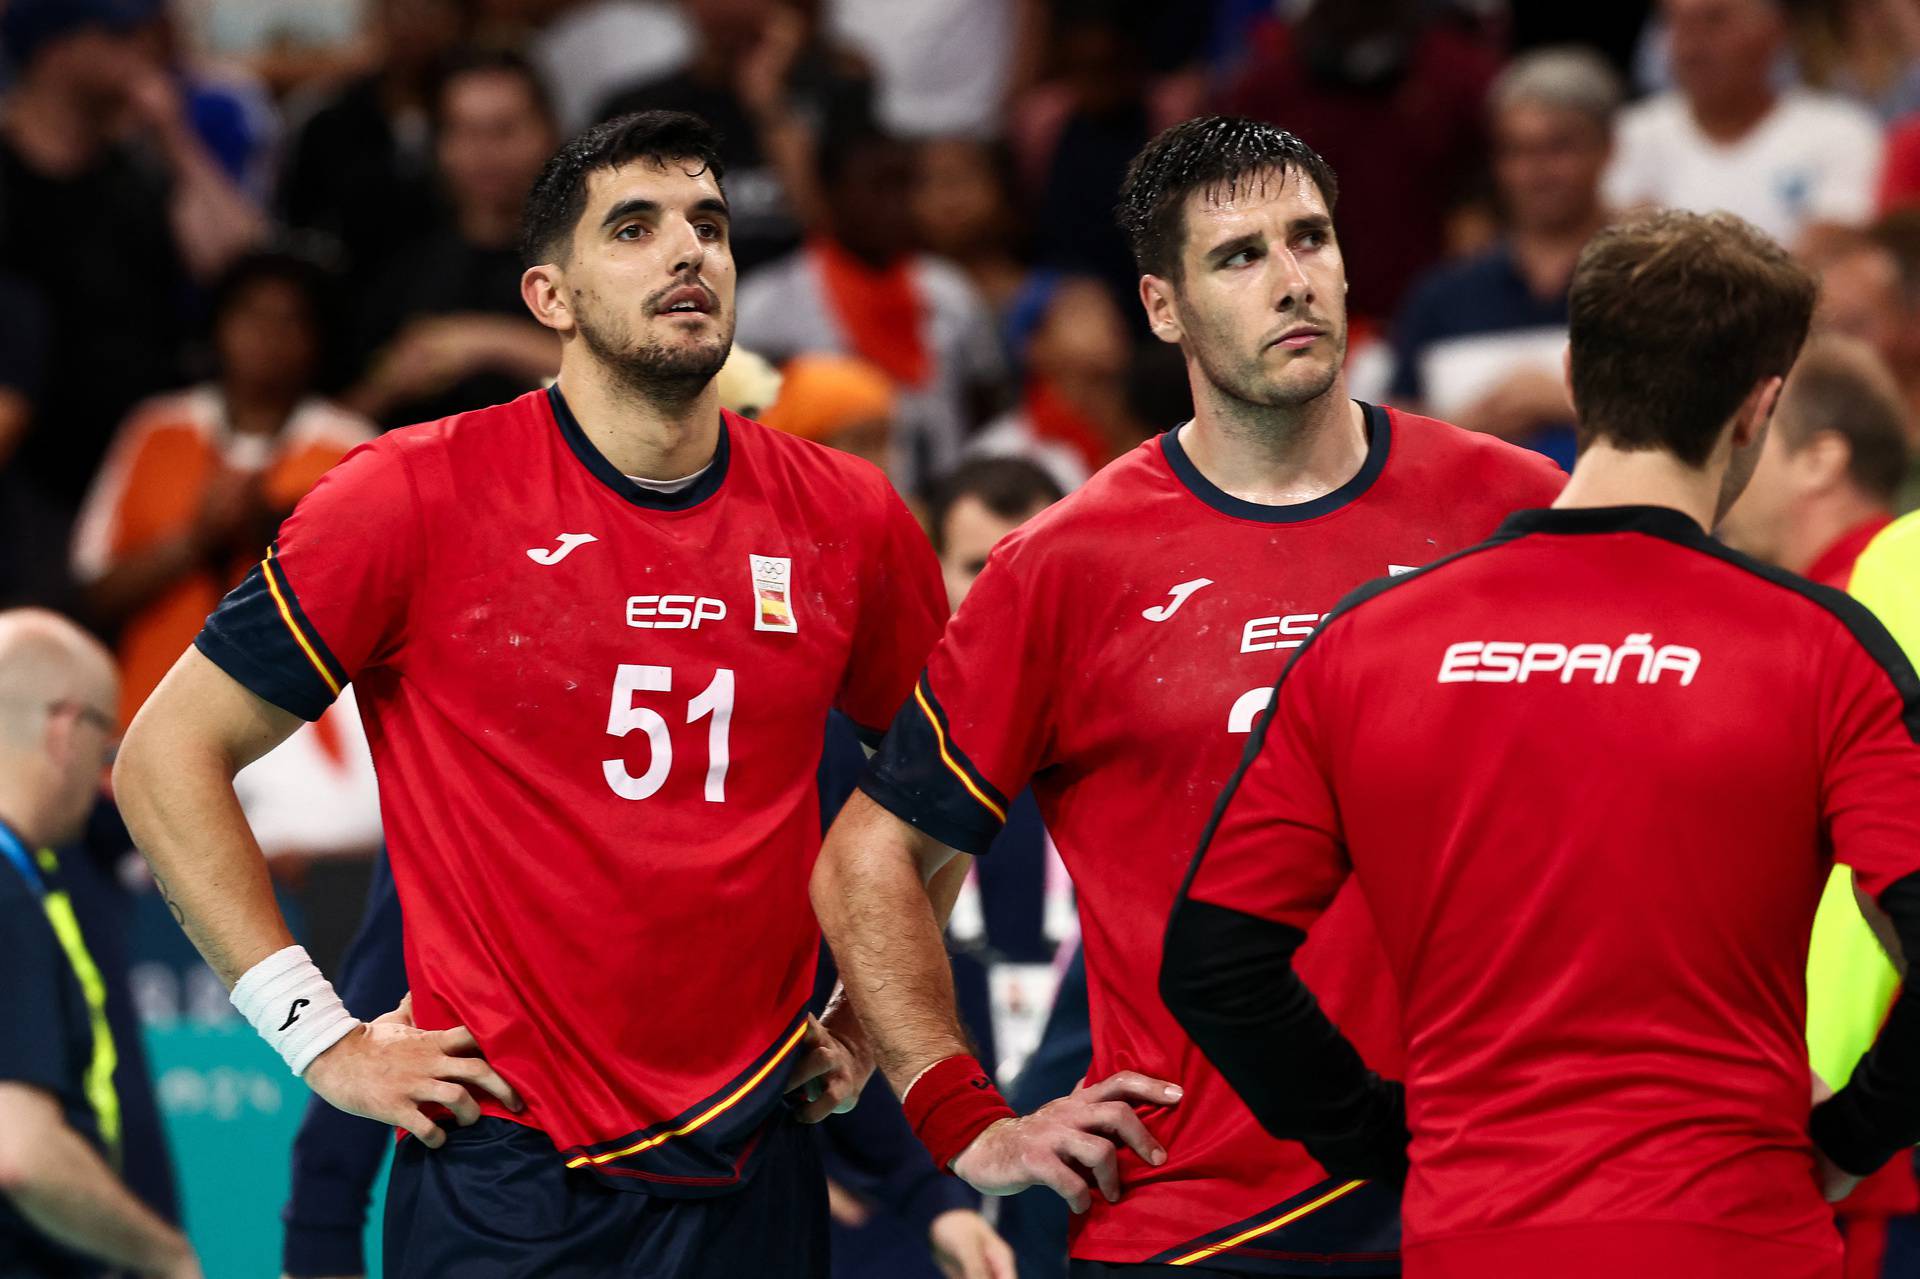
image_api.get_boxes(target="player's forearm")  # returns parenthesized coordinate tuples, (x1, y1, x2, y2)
(1813, 874, 1920, 1174)
(0, 1086, 193, 1274)
(116, 653, 299, 986)
(812, 792, 974, 1091)
(1162, 896, 1406, 1182)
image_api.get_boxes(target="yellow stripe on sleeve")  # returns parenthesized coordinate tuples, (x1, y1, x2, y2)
(913, 683, 1008, 825)
(262, 547, 342, 698)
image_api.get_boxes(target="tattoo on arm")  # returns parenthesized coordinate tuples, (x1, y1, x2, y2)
(151, 868, 185, 926)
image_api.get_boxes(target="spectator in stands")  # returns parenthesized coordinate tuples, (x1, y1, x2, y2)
(278, 0, 473, 275)
(527, 0, 693, 135)
(597, 0, 875, 272)
(72, 251, 374, 727)
(1014, 7, 1193, 311)
(825, 0, 1034, 138)
(914, 136, 1059, 363)
(1719, 335, 1909, 582)
(343, 49, 561, 428)
(761, 354, 897, 476)
(136, 3, 282, 203)
(1788, 0, 1920, 123)
(1605, 0, 1884, 247)
(1390, 47, 1621, 469)
(0, 0, 263, 523)
(0, 276, 54, 610)
(0, 611, 200, 1279)
(1811, 221, 1920, 462)
(737, 127, 1007, 494)
(972, 277, 1138, 490)
(1215, 0, 1503, 323)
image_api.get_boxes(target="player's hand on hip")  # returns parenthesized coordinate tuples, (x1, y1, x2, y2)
(929, 1207, 1017, 1279)
(785, 1014, 872, 1123)
(950, 1071, 1180, 1212)
(303, 1000, 522, 1149)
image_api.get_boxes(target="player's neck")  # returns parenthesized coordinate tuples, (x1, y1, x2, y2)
(1781, 490, 1887, 575)
(1181, 380, 1367, 507)
(1553, 441, 1721, 533)
(556, 359, 723, 483)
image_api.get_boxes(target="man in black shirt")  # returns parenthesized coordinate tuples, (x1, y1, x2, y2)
(342, 50, 560, 428)
(0, 0, 262, 550)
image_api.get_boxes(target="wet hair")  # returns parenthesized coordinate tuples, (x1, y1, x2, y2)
(1116, 115, 1339, 280)
(1569, 209, 1817, 467)
(520, 110, 727, 265)
(928, 457, 1065, 554)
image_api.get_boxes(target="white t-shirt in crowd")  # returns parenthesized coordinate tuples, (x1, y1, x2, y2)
(825, 0, 1014, 138)
(530, 1, 696, 134)
(1603, 88, 1884, 245)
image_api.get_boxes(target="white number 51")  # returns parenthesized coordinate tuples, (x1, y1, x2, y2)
(603, 665, 734, 801)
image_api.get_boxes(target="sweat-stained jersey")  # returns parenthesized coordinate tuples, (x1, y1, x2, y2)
(1187, 505, 1920, 1279)
(195, 386, 946, 1192)
(861, 405, 1565, 1272)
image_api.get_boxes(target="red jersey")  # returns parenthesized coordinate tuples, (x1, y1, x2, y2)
(1187, 505, 1920, 1278)
(196, 387, 945, 1190)
(862, 405, 1563, 1268)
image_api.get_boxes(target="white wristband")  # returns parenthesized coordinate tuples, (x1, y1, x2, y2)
(230, 945, 360, 1076)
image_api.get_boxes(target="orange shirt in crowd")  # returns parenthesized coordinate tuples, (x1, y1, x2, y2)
(72, 386, 375, 726)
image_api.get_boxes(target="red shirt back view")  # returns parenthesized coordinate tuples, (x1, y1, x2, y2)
(1183, 505, 1920, 1279)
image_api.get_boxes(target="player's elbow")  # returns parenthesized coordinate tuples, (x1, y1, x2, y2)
(1160, 898, 1307, 1032)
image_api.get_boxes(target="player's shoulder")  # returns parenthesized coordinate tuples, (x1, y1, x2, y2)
(729, 410, 901, 517)
(282, 397, 378, 452)
(368, 387, 551, 466)
(1680, 533, 1917, 673)
(1382, 405, 1566, 500)
(1855, 512, 1920, 588)
(986, 437, 1171, 569)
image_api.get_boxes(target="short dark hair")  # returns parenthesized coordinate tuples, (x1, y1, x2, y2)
(520, 110, 727, 266)
(1568, 210, 1818, 467)
(1116, 116, 1339, 280)
(1776, 337, 1912, 504)
(428, 47, 557, 135)
(206, 249, 333, 334)
(928, 457, 1065, 554)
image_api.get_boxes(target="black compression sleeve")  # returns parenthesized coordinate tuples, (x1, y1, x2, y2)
(1811, 872, 1920, 1175)
(1160, 897, 1408, 1184)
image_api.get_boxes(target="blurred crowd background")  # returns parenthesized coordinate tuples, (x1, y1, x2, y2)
(3, 0, 1920, 1274)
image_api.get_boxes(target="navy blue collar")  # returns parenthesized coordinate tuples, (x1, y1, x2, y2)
(1496, 505, 1708, 545)
(0, 818, 43, 897)
(547, 384, 730, 511)
(1160, 401, 1391, 524)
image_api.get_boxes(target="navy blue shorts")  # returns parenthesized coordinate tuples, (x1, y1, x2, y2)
(383, 1115, 828, 1278)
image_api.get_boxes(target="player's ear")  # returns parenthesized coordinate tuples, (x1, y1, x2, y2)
(1140, 274, 1183, 346)
(1729, 375, 1782, 451)
(521, 263, 575, 335)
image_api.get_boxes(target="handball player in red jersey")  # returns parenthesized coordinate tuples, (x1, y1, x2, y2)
(811, 117, 1565, 1278)
(113, 111, 950, 1278)
(1165, 210, 1920, 1279)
